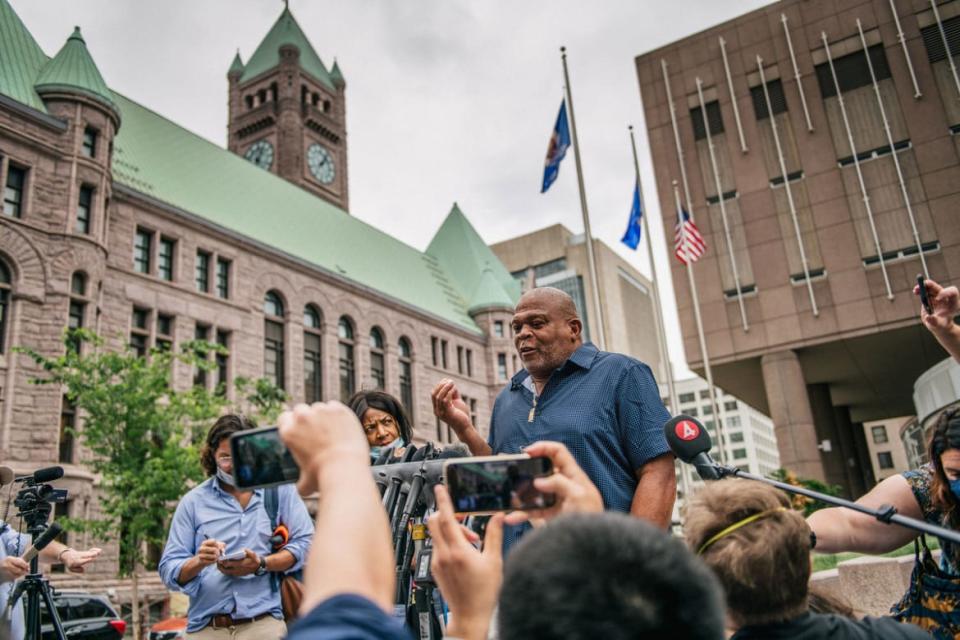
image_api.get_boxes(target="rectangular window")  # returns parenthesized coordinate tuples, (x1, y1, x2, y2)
(82, 127, 97, 158)
(431, 337, 439, 366)
(533, 258, 567, 280)
(59, 396, 76, 464)
(215, 257, 230, 298)
(457, 346, 464, 374)
(494, 321, 505, 338)
(733, 449, 748, 460)
(130, 307, 150, 357)
(4, 165, 26, 217)
(67, 299, 85, 352)
(265, 320, 285, 390)
(466, 350, 473, 377)
(729, 432, 745, 443)
(679, 392, 696, 403)
(727, 415, 742, 428)
(304, 332, 322, 403)
(400, 360, 413, 419)
(76, 185, 93, 234)
(215, 330, 230, 395)
(814, 44, 891, 98)
(699, 390, 710, 399)
(703, 405, 714, 415)
(441, 340, 449, 369)
(724, 400, 738, 411)
(371, 351, 385, 390)
(158, 237, 175, 281)
(878, 451, 894, 469)
(195, 250, 210, 293)
(749, 78, 787, 120)
(134, 228, 152, 274)
(871, 425, 889, 444)
(497, 353, 508, 381)
(338, 342, 355, 402)
(156, 314, 174, 352)
(686, 407, 698, 417)
(691, 100, 724, 140)
(194, 323, 210, 388)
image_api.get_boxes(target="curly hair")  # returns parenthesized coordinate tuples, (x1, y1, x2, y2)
(683, 479, 811, 627)
(347, 390, 413, 444)
(928, 407, 960, 528)
(200, 414, 257, 476)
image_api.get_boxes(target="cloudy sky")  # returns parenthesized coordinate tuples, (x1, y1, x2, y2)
(15, 0, 772, 376)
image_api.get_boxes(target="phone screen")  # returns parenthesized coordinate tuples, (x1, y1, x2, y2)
(230, 426, 300, 490)
(445, 456, 554, 514)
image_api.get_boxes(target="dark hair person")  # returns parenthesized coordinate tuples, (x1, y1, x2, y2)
(200, 413, 257, 478)
(347, 390, 413, 462)
(687, 479, 928, 639)
(808, 408, 960, 636)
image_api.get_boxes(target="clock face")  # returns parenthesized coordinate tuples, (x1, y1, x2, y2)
(244, 140, 274, 170)
(307, 143, 336, 185)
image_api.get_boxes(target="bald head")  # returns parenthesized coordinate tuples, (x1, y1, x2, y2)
(511, 287, 583, 382)
(516, 287, 580, 321)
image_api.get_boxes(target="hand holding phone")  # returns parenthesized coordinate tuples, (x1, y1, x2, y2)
(443, 454, 555, 515)
(219, 549, 247, 563)
(917, 274, 933, 314)
(230, 426, 300, 490)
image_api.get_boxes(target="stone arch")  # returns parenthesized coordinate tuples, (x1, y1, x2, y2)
(0, 222, 47, 301)
(253, 272, 297, 316)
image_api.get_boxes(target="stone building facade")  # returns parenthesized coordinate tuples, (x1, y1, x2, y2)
(0, 0, 521, 610)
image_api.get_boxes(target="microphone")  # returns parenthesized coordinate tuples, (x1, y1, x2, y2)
(20, 523, 63, 562)
(0, 467, 14, 486)
(436, 443, 470, 459)
(15, 466, 64, 484)
(663, 415, 724, 481)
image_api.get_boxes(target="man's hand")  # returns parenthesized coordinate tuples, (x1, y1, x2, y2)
(431, 379, 473, 436)
(427, 485, 503, 640)
(0, 556, 28, 583)
(61, 547, 102, 574)
(217, 549, 260, 577)
(504, 441, 604, 527)
(916, 279, 960, 334)
(196, 538, 225, 567)
(278, 401, 369, 496)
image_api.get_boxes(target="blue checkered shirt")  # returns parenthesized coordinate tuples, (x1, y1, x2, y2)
(488, 342, 671, 515)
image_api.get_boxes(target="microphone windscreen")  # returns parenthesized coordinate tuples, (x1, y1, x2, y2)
(21, 522, 63, 561)
(0, 466, 14, 486)
(32, 466, 64, 483)
(437, 444, 470, 459)
(663, 415, 713, 463)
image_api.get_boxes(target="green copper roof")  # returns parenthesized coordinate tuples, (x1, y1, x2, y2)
(228, 51, 245, 76)
(330, 59, 344, 87)
(240, 7, 334, 90)
(35, 26, 118, 118)
(0, 0, 49, 112)
(467, 265, 515, 314)
(427, 203, 521, 312)
(110, 93, 479, 332)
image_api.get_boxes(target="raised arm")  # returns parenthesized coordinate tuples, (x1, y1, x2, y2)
(916, 279, 960, 362)
(807, 474, 922, 555)
(432, 378, 492, 456)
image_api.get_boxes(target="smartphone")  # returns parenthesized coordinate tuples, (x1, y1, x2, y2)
(229, 426, 300, 490)
(917, 274, 932, 314)
(219, 549, 246, 563)
(443, 454, 555, 515)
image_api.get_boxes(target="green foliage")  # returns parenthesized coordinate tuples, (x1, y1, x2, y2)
(234, 375, 289, 424)
(18, 329, 228, 576)
(771, 468, 844, 517)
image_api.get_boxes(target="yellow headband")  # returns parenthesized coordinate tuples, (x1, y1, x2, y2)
(697, 507, 787, 556)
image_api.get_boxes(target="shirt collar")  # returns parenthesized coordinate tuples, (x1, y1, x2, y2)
(510, 342, 598, 390)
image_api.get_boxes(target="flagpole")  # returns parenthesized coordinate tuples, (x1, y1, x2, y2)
(628, 126, 689, 501)
(673, 182, 728, 465)
(561, 46, 607, 351)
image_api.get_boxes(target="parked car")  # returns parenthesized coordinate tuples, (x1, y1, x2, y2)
(148, 616, 186, 640)
(38, 591, 126, 639)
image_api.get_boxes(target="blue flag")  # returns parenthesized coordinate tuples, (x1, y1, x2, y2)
(541, 100, 571, 193)
(620, 182, 642, 250)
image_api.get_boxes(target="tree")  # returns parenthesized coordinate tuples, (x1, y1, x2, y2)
(20, 329, 227, 640)
(771, 468, 843, 516)
(234, 375, 289, 424)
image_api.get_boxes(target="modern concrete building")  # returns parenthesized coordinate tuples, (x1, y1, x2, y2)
(0, 0, 521, 611)
(490, 223, 664, 381)
(863, 416, 913, 480)
(636, 0, 959, 496)
(905, 356, 960, 467)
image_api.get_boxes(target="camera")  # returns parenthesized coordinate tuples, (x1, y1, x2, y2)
(443, 454, 555, 514)
(14, 466, 68, 529)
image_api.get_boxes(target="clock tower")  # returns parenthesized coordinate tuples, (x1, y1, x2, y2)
(227, 7, 349, 211)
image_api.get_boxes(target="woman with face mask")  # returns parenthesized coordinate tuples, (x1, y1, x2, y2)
(808, 407, 960, 637)
(347, 390, 414, 463)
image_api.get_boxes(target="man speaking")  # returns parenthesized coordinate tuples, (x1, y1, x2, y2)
(432, 287, 675, 528)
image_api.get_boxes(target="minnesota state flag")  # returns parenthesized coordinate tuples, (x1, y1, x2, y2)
(541, 100, 571, 193)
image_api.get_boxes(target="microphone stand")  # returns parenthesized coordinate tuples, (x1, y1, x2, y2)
(710, 463, 960, 546)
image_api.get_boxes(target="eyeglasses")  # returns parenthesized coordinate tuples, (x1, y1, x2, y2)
(216, 454, 232, 462)
(362, 415, 396, 436)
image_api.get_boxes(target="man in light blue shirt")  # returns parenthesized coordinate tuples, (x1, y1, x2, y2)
(159, 415, 313, 638)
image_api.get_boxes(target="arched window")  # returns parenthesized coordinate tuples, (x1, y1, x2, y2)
(0, 261, 11, 354)
(67, 272, 88, 352)
(304, 305, 323, 403)
(337, 316, 355, 402)
(369, 327, 385, 390)
(398, 337, 413, 418)
(264, 290, 285, 390)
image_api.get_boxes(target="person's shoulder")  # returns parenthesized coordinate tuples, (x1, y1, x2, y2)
(593, 349, 651, 373)
(286, 594, 409, 640)
(856, 615, 931, 639)
(177, 478, 213, 507)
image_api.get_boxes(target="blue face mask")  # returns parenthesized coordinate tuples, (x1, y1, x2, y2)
(370, 437, 403, 462)
(216, 466, 236, 488)
(950, 478, 960, 500)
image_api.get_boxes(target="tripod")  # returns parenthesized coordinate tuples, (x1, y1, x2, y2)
(6, 504, 66, 640)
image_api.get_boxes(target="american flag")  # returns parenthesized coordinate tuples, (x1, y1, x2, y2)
(674, 207, 706, 265)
